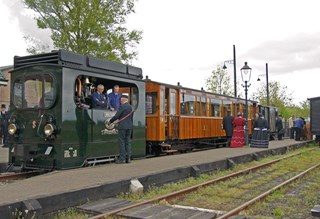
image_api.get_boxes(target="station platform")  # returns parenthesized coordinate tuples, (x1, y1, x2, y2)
(0, 139, 312, 217)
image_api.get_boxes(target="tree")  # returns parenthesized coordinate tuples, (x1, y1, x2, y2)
(205, 65, 233, 95)
(251, 81, 295, 118)
(251, 81, 293, 107)
(23, 0, 142, 63)
(285, 100, 310, 119)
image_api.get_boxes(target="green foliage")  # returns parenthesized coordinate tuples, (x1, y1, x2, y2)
(273, 208, 284, 216)
(251, 80, 292, 107)
(205, 65, 233, 95)
(23, 0, 142, 63)
(251, 80, 310, 119)
(51, 208, 87, 219)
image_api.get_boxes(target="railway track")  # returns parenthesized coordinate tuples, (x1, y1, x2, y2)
(86, 148, 317, 219)
(0, 170, 47, 183)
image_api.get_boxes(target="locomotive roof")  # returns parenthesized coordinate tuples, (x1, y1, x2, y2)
(145, 78, 258, 104)
(13, 49, 143, 80)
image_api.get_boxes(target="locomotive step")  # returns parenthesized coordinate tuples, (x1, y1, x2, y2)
(160, 143, 171, 147)
(162, 149, 178, 154)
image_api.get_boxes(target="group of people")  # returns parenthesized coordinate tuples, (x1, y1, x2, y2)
(276, 114, 307, 141)
(92, 84, 122, 110)
(92, 84, 134, 164)
(223, 111, 309, 149)
(288, 115, 307, 141)
(223, 110, 269, 148)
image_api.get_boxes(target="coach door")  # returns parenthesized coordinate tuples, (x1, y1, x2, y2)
(165, 88, 179, 139)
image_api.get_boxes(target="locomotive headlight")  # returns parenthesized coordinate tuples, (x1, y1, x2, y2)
(44, 124, 54, 136)
(8, 123, 18, 135)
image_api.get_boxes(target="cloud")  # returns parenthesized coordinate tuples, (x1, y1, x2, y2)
(241, 32, 320, 74)
(3, 0, 53, 49)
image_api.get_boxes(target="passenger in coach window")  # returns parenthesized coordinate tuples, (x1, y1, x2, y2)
(222, 109, 234, 147)
(108, 85, 122, 111)
(109, 94, 134, 164)
(92, 84, 108, 109)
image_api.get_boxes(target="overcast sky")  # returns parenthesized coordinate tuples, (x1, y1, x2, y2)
(1, 0, 320, 104)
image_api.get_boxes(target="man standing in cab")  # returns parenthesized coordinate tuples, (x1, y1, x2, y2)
(109, 95, 134, 164)
(108, 85, 122, 111)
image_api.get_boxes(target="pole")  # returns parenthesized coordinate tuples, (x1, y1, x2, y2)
(233, 45, 237, 98)
(245, 81, 249, 145)
(266, 63, 270, 106)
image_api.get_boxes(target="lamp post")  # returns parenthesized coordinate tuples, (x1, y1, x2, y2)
(240, 62, 252, 146)
(257, 63, 270, 106)
(222, 45, 237, 98)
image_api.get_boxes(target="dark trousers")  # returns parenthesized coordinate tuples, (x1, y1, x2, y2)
(294, 127, 301, 141)
(290, 127, 295, 139)
(118, 129, 132, 162)
(226, 136, 232, 146)
(277, 129, 283, 140)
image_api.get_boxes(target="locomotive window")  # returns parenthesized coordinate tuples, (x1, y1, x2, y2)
(13, 69, 57, 109)
(74, 75, 139, 111)
(131, 87, 139, 110)
(146, 92, 157, 114)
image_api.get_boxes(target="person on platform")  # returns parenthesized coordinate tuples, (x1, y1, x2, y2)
(108, 85, 122, 111)
(288, 114, 295, 139)
(250, 113, 269, 148)
(276, 115, 284, 140)
(109, 95, 134, 164)
(230, 112, 246, 148)
(222, 109, 234, 147)
(294, 117, 304, 141)
(92, 84, 108, 109)
(0, 104, 9, 146)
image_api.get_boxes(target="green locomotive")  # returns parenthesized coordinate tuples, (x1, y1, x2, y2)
(8, 50, 146, 170)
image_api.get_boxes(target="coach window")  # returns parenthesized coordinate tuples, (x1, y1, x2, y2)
(223, 100, 232, 116)
(210, 98, 221, 117)
(181, 94, 195, 116)
(195, 96, 201, 116)
(160, 89, 165, 115)
(169, 92, 176, 115)
(201, 97, 206, 116)
(234, 103, 241, 116)
(146, 92, 157, 114)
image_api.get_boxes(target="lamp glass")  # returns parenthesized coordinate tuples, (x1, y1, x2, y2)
(240, 62, 252, 82)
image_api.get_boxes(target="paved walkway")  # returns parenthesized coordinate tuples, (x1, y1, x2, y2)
(0, 139, 310, 205)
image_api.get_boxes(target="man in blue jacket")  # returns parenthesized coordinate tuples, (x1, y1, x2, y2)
(294, 117, 304, 141)
(108, 85, 122, 111)
(109, 95, 134, 163)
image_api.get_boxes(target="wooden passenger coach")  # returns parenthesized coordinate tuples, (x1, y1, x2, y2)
(145, 79, 258, 154)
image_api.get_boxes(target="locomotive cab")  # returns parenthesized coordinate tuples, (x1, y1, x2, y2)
(8, 50, 146, 170)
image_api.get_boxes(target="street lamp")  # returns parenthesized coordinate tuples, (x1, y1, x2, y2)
(222, 45, 237, 98)
(257, 63, 270, 106)
(240, 62, 252, 146)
